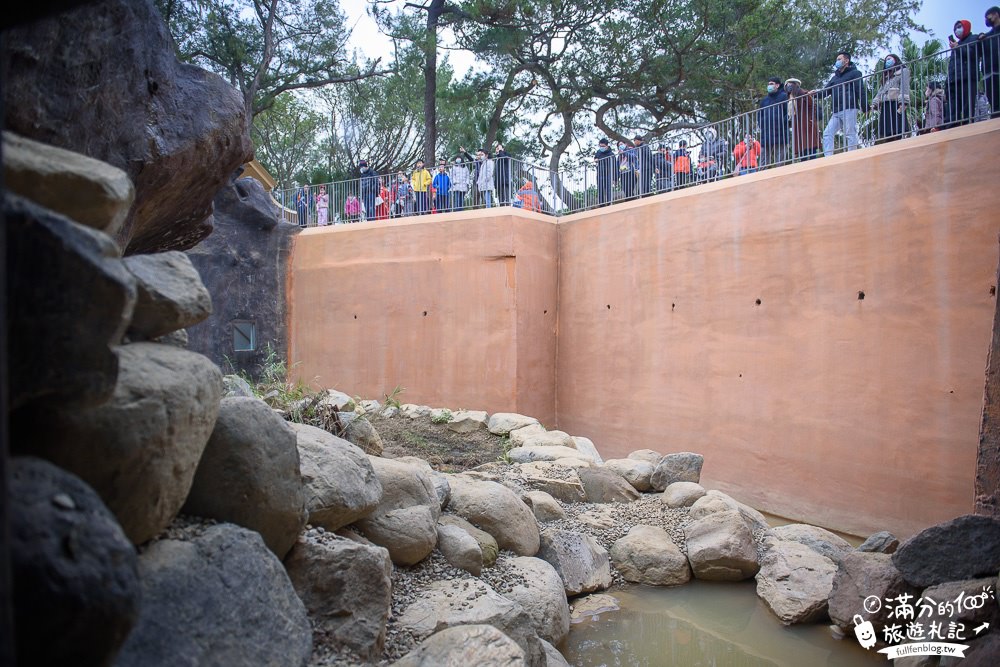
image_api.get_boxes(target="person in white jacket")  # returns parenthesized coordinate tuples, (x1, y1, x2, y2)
(449, 157, 472, 210)
(474, 148, 495, 208)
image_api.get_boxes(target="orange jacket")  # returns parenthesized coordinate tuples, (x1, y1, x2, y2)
(733, 140, 761, 171)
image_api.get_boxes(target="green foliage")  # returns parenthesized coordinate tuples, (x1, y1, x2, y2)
(431, 409, 453, 424)
(252, 93, 329, 189)
(384, 384, 406, 409)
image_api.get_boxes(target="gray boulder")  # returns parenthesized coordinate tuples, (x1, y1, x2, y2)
(626, 449, 664, 465)
(578, 466, 641, 504)
(518, 463, 587, 504)
(569, 436, 603, 465)
(284, 534, 392, 661)
(488, 412, 540, 435)
(502, 556, 571, 645)
(536, 529, 613, 596)
(525, 490, 566, 522)
(15, 342, 221, 544)
(183, 396, 306, 558)
(115, 524, 311, 667)
(892, 515, 1000, 587)
(6, 194, 136, 411)
(770, 523, 853, 565)
(448, 410, 489, 433)
(290, 423, 382, 531)
(650, 452, 704, 491)
(661, 481, 707, 508)
(828, 551, 916, 637)
(358, 505, 438, 566)
(857, 530, 900, 554)
(448, 476, 540, 556)
(10, 457, 139, 667)
(688, 490, 770, 532)
(1, 0, 253, 254)
(390, 625, 525, 667)
(920, 577, 1000, 628)
(610, 525, 691, 586)
(393, 455, 450, 509)
(123, 251, 212, 339)
(508, 445, 593, 464)
(755, 538, 837, 624)
(685, 509, 760, 581)
(601, 459, 654, 491)
(338, 412, 385, 456)
(438, 514, 499, 567)
(437, 523, 485, 575)
(222, 374, 254, 398)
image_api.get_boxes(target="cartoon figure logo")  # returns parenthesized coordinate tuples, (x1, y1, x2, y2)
(854, 615, 877, 650)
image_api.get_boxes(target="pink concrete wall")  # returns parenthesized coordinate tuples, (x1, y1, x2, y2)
(557, 120, 1000, 538)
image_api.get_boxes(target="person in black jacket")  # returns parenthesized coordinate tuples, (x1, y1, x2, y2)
(357, 160, 380, 220)
(632, 134, 654, 196)
(980, 8, 1000, 118)
(947, 19, 981, 128)
(593, 138, 615, 206)
(757, 76, 789, 167)
(817, 51, 865, 156)
(494, 142, 512, 205)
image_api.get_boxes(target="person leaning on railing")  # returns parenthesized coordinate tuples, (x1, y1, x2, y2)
(411, 159, 432, 215)
(871, 54, 911, 143)
(494, 143, 512, 205)
(733, 134, 761, 175)
(594, 138, 616, 205)
(449, 157, 471, 211)
(474, 148, 495, 208)
(757, 76, 789, 167)
(632, 134, 654, 196)
(433, 159, 452, 214)
(815, 51, 865, 157)
(652, 143, 673, 192)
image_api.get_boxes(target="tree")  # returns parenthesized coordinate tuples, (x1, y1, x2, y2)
(252, 93, 327, 189)
(155, 0, 388, 119)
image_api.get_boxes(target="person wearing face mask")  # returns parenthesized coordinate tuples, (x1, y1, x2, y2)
(946, 19, 980, 128)
(816, 51, 864, 157)
(357, 160, 380, 221)
(784, 78, 820, 160)
(980, 7, 1000, 118)
(474, 149, 495, 208)
(871, 54, 911, 143)
(757, 76, 789, 168)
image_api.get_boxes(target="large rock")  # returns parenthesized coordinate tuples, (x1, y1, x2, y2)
(6, 194, 136, 410)
(540, 640, 569, 667)
(448, 476, 540, 556)
(536, 529, 613, 596)
(502, 557, 571, 645)
(517, 462, 587, 503)
(525, 490, 566, 522)
(602, 459, 654, 491)
(10, 457, 140, 667)
(685, 509, 760, 581)
(284, 534, 392, 661)
(123, 251, 212, 339)
(359, 505, 438, 566)
(892, 515, 1000, 587)
(610, 525, 691, 586)
(569, 436, 603, 464)
(488, 413, 540, 435)
(770, 523, 853, 565)
(828, 551, 916, 634)
(115, 524, 311, 667)
(390, 625, 526, 667)
(509, 424, 547, 447)
(857, 530, 900, 554)
(437, 523, 485, 575)
(222, 374, 254, 398)
(394, 456, 450, 509)
(1, 0, 253, 254)
(920, 577, 1000, 629)
(688, 489, 770, 532)
(661, 481, 707, 508)
(577, 466, 641, 504)
(650, 452, 704, 491)
(290, 423, 382, 531)
(508, 446, 593, 464)
(365, 456, 440, 514)
(3, 130, 133, 235)
(397, 579, 544, 667)
(438, 514, 499, 567)
(183, 396, 306, 559)
(185, 177, 299, 378)
(516, 430, 575, 449)
(338, 412, 385, 456)
(627, 449, 664, 465)
(14, 342, 222, 544)
(755, 538, 837, 624)
(448, 410, 488, 433)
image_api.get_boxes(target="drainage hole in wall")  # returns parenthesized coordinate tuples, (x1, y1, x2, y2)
(422, 311, 428, 316)
(991, 285, 996, 296)
(755, 298, 761, 306)
(858, 291, 866, 300)
(353, 315, 357, 319)
(543, 309, 548, 315)
(671, 303, 675, 311)
(606, 304, 611, 310)
(950, 390, 954, 394)
(739, 373, 742, 378)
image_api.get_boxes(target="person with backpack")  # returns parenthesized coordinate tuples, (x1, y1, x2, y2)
(411, 159, 432, 215)
(816, 51, 865, 156)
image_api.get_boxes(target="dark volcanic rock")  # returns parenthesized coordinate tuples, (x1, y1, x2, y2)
(1, 0, 252, 254)
(10, 457, 139, 667)
(115, 524, 312, 667)
(5, 193, 136, 410)
(186, 177, 299, 378)
(892, 514, 1000, 587)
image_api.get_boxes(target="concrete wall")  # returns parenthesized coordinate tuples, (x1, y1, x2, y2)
(287, 120, 1000, 538)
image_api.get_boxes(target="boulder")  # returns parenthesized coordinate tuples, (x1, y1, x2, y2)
(627, 449, 664, 465)
(540, 639, 569, 667)
(359, 399, 382, 414)
(1, 0, 253, 254)
(3, 130, 133, 235)
(14, 342, 221, 545)
(569, 593, 620, 622)
(610, 525, 691, 586)
(438, 514, 499, 567)
(338, 412, 385, 456)
(448, 476, 540, 556)
(320, 389, 356, 412)
(508, 446, 593, 464)
(284, 535, 392, 661)
(401, 403, 432, 419)
(577, 466, 641, 504)
(517, 462, 587, 503)
(755, 538, 837, 624)
(365, 456, 440, 513)
(569, 436, 603, 464)
(430, 408, 452, 421)
(502, 556, 571, 645)
(222, 374, 254, 398)
(382, 406, 401, 418)
(525, 490, 566, 522)
(10, 457, 139, 667)
(510, 424, 547, 447)
(919, 577, 1000, 629)
(390, 625, 526, 667)
(602, 459, 654, 492)
(154, 328, 188, 348)
(892, 515, 1000, 587)
(685, 509, 760, 581)
(689, 490, 770, 532)
(123, 251, 212, 339)
(857, 530, 900, 554)
(6, 194, 136, 410)
(488, 413, 540, 435)
(536, 529, 613, 596)
(827, 551, 916, 634)
(290, 423, 382, 531)
(115, 524, 311, 667)
(770, 523, 853, 565)
(182, 397, 305, 558)
(393, 456, 451, 509)
(359, 505, 438, 566)
(437, 523, 485, 575)
(448, 410, 488, 433)
(516, 430, 576, 449)
(661, 481, 707, 508)
(397, 579, 544, 667)
(577, 508, 615, 532)
(650, 452, 704, 491)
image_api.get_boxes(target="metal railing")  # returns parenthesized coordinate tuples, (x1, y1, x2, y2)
(275, 39, 997, 225)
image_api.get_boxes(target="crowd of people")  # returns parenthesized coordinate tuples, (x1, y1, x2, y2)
(288, 9, 1000, 225)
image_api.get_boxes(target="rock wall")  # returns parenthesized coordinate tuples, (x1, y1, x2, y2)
(186, 177, 300, 379)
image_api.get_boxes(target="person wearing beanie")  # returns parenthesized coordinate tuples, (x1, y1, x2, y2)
(757, 76, 789, 168)
(946, 19, 979, 128)
(593, 138, 616, 206)
(981, 7, 1000, 118)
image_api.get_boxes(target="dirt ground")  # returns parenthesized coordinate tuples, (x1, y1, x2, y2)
(367, 413, 508, 472)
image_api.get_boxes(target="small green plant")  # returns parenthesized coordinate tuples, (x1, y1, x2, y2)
(431, 409, 453, 424)
(496, 434, 513, 463)
(383, 384, 405, 409)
